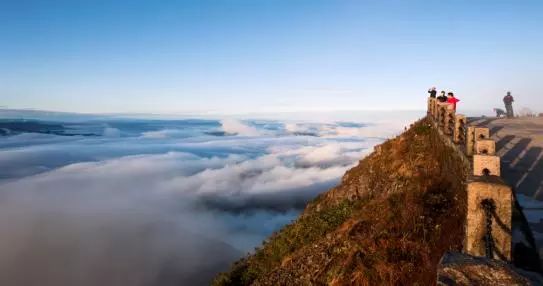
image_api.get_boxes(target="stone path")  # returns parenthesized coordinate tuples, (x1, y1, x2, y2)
(472, 117, 543, 260)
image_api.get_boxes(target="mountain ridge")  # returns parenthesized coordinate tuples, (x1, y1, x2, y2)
(214, 118, 470, 285)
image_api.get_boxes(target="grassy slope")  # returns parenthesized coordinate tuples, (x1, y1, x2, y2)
(214, 119, 469, 285)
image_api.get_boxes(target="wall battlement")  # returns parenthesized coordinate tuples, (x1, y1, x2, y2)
(427, 97, 513, 262)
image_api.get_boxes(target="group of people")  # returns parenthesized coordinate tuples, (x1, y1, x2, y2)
(427, 87, 460, 111)
(428, 87, 516, 118)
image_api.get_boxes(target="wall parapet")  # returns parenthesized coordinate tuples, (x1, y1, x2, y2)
(427, 97, 513, 262)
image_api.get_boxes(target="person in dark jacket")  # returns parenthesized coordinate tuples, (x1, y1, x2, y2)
(503, 91, 515, 118)
(428, 87, 437, 98)
(437, 91, 447, 103)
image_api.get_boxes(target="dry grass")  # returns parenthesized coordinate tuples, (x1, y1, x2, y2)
(214, 119, 468, 285)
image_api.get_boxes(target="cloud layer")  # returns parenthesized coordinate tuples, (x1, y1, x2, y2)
(0, 115, 413, 285)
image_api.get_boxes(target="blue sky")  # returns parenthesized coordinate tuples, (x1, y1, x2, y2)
(1, 0, 542, 114)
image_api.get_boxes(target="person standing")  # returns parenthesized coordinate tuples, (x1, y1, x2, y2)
(447, 92, 460, 111)
(437, 91, 447, 103)
(428, 87, 437, 98)
(503, 91, 515, 118)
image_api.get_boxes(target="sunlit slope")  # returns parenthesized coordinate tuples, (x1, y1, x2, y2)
(214, 119, 469, 285)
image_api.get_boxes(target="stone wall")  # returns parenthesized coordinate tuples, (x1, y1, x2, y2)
(427, 97, 513, 262)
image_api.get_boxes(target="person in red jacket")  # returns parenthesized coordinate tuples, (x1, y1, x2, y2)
(447, 92, 460, 111)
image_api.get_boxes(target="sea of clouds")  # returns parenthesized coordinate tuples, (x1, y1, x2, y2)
(0, 111, 420, 285)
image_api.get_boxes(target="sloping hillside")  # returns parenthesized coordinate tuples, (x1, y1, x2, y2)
(214, 119, 469, 285)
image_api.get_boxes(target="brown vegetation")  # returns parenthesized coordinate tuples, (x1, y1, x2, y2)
(214, 119, 469, 285)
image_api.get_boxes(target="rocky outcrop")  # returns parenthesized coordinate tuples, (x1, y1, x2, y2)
(437, 252, 543, 285)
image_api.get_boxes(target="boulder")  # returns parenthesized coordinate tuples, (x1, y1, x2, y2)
(437, 252, 543, 285)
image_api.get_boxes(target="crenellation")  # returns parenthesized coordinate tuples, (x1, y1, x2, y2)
(433, 99, 439, 119)
(427, 104, 513, 265)
(465, 177, 512, 261)
(475, 139, 496, 155)
(437, 104, 447, 130)
(474, 127, 490, 141)
(445, 109, 455, 135)
(473, 154, 501, 176)
(466, 126, 476, 156)
(454, 114, 466, 144)
(428, 97, 435, 116)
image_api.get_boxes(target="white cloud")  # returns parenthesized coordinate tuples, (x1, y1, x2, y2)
(220, 119, 261, 136)
(102, 127, 121, 137)
(0, 117, 408, 285)
(283, 120, 407, 139)
(141, 129, 184, 138)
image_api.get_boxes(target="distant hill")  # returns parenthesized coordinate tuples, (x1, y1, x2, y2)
(0, 119, 96, 136)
